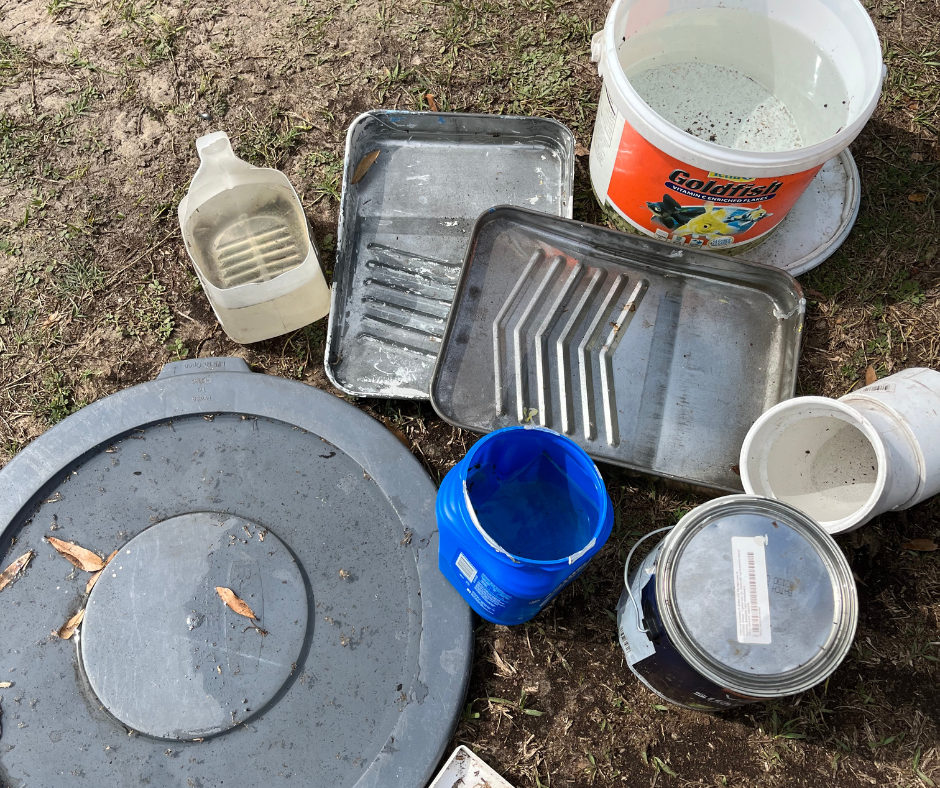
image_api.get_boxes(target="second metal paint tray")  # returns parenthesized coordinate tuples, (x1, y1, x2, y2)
(430, 207, 805, 492)
(326, 111, 575, 399)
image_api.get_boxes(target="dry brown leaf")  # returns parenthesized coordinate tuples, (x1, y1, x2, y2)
(351, 150, 380, 185)
(425, 93, 439, 112)
(57, 608, 85, 640)
(901, 538, 938, 552)
(865, 366, 878, 386)
(46, 537, 105, 572)
(908, 192, 927, 204)
(42, 311, 63, 328)
(0, 551, 34, 593)
(216, 586, 257, 620)
(575, 143, 589, 157)
(85, 549, 120, 594)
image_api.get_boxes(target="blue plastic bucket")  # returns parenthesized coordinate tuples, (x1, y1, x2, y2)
(437, 426, 613, 625)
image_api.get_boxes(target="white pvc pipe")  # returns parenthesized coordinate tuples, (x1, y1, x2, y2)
(842, 368, 940, 510)
(740, 369, 940, 534)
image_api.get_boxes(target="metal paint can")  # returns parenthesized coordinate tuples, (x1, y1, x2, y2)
(616, 495, 857, 710)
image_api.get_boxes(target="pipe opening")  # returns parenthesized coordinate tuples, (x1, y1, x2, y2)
(764, 415, 879, 523)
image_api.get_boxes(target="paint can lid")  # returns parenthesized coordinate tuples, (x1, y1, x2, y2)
(655, 495, 857, 698)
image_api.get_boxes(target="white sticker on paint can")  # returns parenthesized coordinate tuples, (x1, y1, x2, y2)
(732, 536, 771, 644)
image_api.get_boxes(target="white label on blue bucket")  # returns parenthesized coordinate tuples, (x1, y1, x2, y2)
(469, 573, 513, 616)
(456, 553, 478, 583)
(732, 536, 772, 644)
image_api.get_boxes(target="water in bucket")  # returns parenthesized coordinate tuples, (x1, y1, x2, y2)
(619, 9, 851, 152)
(469, 452, 599, 562)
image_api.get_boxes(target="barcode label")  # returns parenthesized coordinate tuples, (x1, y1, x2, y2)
(456, 552, 478, 583)
(731, 536, 771, 644)
(860, 383, 895, 393)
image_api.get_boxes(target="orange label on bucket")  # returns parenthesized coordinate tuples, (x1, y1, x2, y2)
(606, 120, 822, 249)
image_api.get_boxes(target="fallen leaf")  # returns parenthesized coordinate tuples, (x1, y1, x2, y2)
(216, 586, 257, 620)
(42, 311, 63, 328)
(425, 93, 439, 112)
(0, 551, 34, 593)
(338, 569, 351, 580)
(575, 143, 589, 157)
(908, 192, 927, 204)
(85, 549, 120, 594)
(912, 152, 925, 162)
(46, 537, 105, 572)
(0, 682, 11, 688)
(901, 538, 938, 552)
(804, 288, 827, 301)
(865, 366, 878, 386)
(57, 608, 85, 640)
(351, 150, 380, 184)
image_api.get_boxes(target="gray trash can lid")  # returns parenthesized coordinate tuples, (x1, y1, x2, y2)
(0, 358, 471, 788)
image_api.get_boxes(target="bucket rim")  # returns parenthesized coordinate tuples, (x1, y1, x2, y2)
(654, 495, 858, 698)
(461, 425, 610, 567)
(740, 396, 889, 534)
(599, 0, 885, 176)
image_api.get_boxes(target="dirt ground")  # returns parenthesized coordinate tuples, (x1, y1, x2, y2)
(0, 0, 939, 786)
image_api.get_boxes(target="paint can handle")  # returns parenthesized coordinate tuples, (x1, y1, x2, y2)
(623, 526, 674, 634)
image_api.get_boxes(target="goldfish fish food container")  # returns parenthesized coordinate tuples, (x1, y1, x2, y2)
(178, 131, 331, 344)
(589, 0, 884, 255)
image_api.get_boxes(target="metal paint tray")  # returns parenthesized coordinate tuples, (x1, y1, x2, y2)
(326, 111, 575, 399)
(430, 207, 805, 492)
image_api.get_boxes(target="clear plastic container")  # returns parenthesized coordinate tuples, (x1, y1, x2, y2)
(178, 131, 330, 344)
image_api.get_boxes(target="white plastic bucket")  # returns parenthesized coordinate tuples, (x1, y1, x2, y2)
(740, 369, 940, 534)
(589, 0, 884, 251)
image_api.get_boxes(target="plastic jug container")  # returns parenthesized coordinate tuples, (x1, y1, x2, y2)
(436, 426, 613, 625)
(589, 0, 884, 251)
(178, 131, 330, 344)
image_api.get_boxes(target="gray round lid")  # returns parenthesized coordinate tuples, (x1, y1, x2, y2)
(657, 495, 857, 697)
(0, 358, 471, 788)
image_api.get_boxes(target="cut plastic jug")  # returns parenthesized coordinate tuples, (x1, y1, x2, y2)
(178, 131, 330, 344)
(740, 368, 940, 533)
(436, 426, 613, 625)
(589, 0, 884, 251)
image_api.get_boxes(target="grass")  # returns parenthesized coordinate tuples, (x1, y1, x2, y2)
(237, 108, 311, 168)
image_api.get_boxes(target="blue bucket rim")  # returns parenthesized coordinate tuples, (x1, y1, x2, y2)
(461, 425, 610, 567)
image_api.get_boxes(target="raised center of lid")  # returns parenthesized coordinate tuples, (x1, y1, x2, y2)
(81, 512, 308, 740)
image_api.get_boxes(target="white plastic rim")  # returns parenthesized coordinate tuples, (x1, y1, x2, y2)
(740, 397, 889, 534)
(595, 0, 886, 178)
(740, 149, 860, 276)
